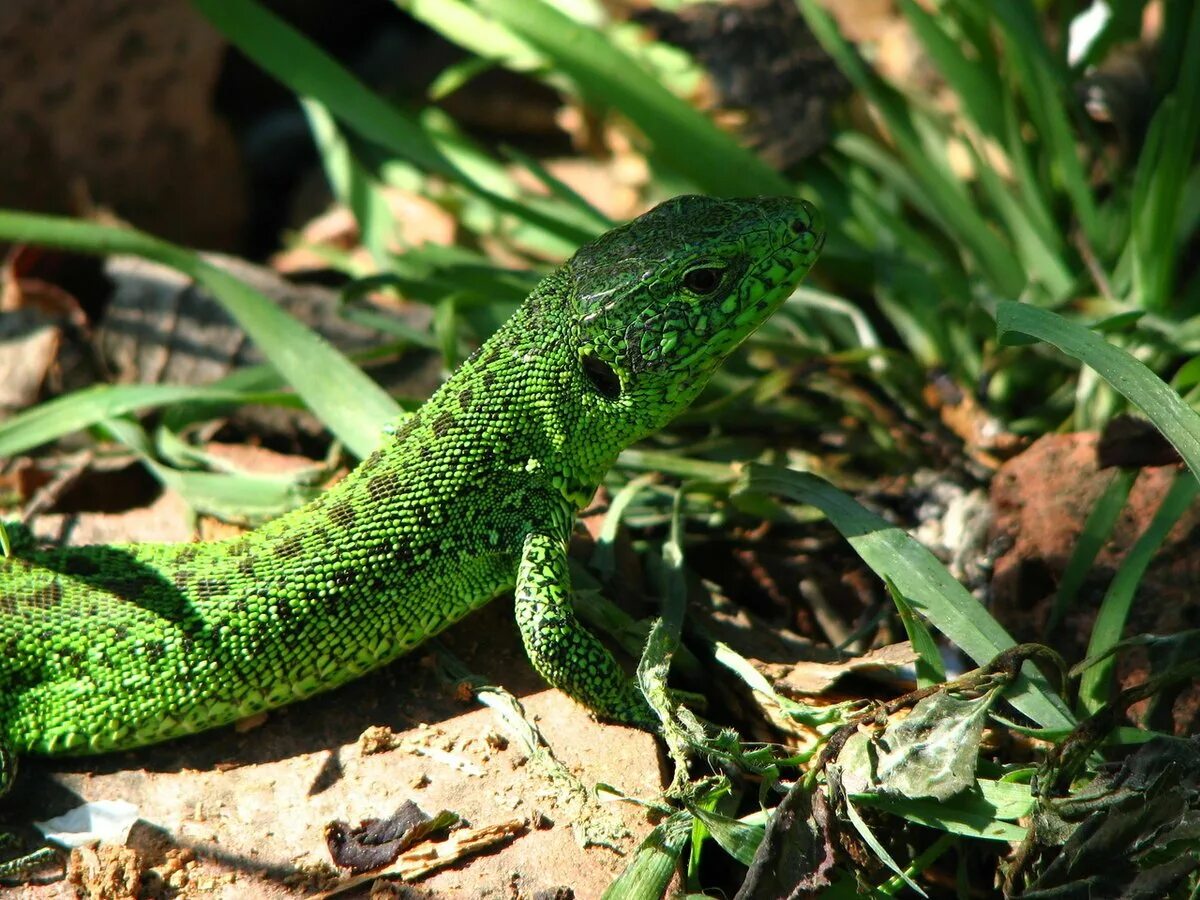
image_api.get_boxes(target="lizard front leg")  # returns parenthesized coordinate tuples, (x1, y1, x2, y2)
(515, 532, 656, 729)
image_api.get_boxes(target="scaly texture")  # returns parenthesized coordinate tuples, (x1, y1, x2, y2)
(0, 195, 823, 795)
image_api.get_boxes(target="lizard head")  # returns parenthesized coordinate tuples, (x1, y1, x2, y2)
(565, 195, 824, 439)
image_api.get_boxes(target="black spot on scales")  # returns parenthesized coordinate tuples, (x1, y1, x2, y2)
(35, 581, 64, 607)
(194, 576, 229, 596)
(432, 411, 455, 437)
(274, 536, 303, 559)
(368, 473, 400, 503)
(395, 417, 419, 441)
(328, 501, 357, 529)
(330, 569, 358, 588)
(457, 388, 473, 411)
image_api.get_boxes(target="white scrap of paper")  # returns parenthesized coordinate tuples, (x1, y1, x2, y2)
(34, 800, 140, 849)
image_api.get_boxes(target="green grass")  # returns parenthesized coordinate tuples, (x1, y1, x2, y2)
(3, 0, 1200, 894)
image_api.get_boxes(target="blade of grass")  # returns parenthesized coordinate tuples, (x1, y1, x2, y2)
(592, 472, 657, 580)
(396, 0, 544, 73)
(499, 145, 615, 231)
(301, 97, 400, 267)
(1130, 2, 1200, 313)
(736, 464, 1074, 729)
(897, 0, 1005, 140)
(999, 89, 1064, 262)
(987, 0, 1102, 247)
(602, 811, 693, 900)
(887, 578, 946, 688)
(193, 0, 466, 181)
(843, 797, 927, 896)
(995, 301, 1200, 481)
(968, 140, 1074, 302)
(0, 384, 299, 458)
(833, 134, 965, 265)
(476, 0, 791, 196)
(0, 210, 400, 458)
(101, 418, 323, 524)
(873, 833, 956, 897)
(796, 0, 1025, 297)
(192, 0, 592, 247)
(1044, 468, 1137, 638)
(1077, 470, 1200, 715)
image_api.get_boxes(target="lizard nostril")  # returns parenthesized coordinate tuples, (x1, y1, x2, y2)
(790, 218, 808, 235)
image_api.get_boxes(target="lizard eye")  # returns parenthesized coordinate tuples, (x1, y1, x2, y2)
(682, 266, 725, 295)
(581, 351, 621, 400)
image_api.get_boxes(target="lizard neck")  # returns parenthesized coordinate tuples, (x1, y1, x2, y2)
(365, 276, 620, 513)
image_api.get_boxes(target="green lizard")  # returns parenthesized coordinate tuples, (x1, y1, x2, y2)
(0, 195, 822, 820)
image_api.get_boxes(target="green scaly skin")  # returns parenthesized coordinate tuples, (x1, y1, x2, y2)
(0, 195, 823, 801)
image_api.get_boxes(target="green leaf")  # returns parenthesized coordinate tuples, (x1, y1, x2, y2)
(192, 0, 465, 181)
(968, 140, 1073, 301)
(1128, 4, 1200, 311)
(397, 0, 545, 73)
(897, 0, 1005, 140)
(851, 790, 1027, 842)
(100, 419, 323, 524)
(875, 687, 1003, 801)
(842, 793, 927, 896)
(689, 807, 764, 867)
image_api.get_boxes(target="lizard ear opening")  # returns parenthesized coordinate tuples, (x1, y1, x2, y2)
(581, 351, 621, 400)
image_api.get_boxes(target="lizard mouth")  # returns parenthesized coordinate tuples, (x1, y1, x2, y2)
(733, 199, 825, 318)
(761, 199, 825, 284)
